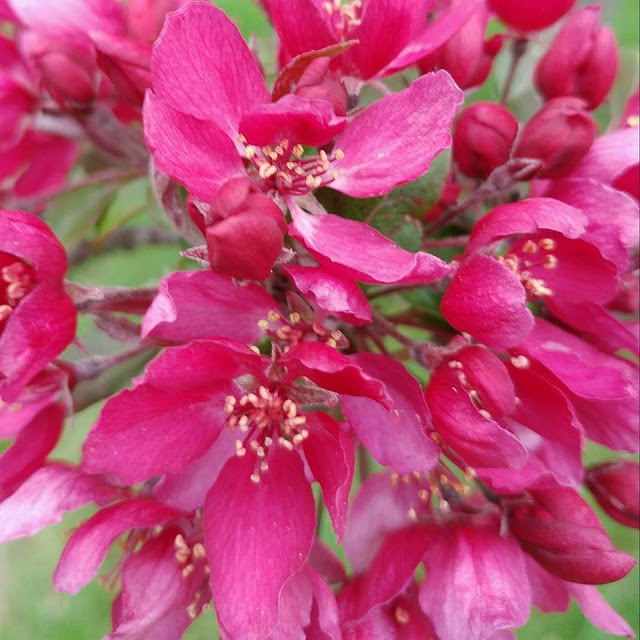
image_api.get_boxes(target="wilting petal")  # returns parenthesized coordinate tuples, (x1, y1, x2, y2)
(0, 463, 117, 543)
(284, 265, 372, 325)
(143, 93, 244, 202)
(142, 270, 278, 345)
(239, 94, 346, 147)
(330, 73, 462, 197)
(441, 253, 534, 349)
(281, 341, 391, 407)
(339, 526, 430, 624)
(151, 1, 269, 134)
(465, 198, 587, 254)
(419, 523, 531, 640)
(340, 353, 439, 473)
(290, 207, 452, 285)
(204, 448, 315, 638)
(303, 412, 354, 538)
(0, 402, 64, 500)
(350, 0, 430, 80)
(53, 498, 182, 594)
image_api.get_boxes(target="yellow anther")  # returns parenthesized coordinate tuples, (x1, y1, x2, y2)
(538, 237, 556, 251)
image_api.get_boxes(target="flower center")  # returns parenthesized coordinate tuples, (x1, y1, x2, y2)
(0, 253, 35, 331)
(497, 236, 559, 298)
(258, 310, 347, 350)
(323, 0, 363, 36)
(238, 136, 343, 196)
(224, 386, 309, 482)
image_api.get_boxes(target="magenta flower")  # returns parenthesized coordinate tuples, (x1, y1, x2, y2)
(0, 210, 76, 400)
(143, 1, 462, 204)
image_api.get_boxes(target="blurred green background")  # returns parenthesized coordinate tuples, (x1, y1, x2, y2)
(0, 1, 638, 638)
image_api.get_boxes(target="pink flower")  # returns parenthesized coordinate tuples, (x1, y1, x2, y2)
(488, 0, 576, 32)
(0, 210, 76, 400)
(535, 6, 618, 111)
(143, 1, 462, 203)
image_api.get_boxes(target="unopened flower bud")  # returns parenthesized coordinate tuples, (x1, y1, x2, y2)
(513, 97, 596, 179)
(21, 31, 97, 106)
(294, 57, 347, 117)
(453, 102, 518, 179)
(586, 461, 640, 529)
(419, 5, 505, 90)
(535, 6, 618, 110)
(488, 0, 576, 32)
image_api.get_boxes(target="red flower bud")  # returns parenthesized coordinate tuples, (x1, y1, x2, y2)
(488, 0, 576, 32)
(294, 57, 348, 117)
(453, 102, 519, 179)
(535, 7, 618, 110)
(508, 488, 636, 584)
(586, 461, 640, 529)
(514, 97, 596, 179)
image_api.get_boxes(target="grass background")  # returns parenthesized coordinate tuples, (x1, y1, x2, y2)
(0, 1, 638, 638)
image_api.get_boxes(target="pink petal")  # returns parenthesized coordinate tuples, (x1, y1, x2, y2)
(9, 0, 124, 35)
(239, 94, 346, 147)
(419, 524, 531, 640)
(204, 448, 315, 638)
(143, 92, 244, 203)
(339, 525, 430, 623)
(81, 384, 228, 485)
(284, 264, 372, 325)
(141, 270, 278, 344)
(263, 0, 337, 60)
(340, 353, 439, 473)
(568, 584, 634, 637)
(53, 498, 182, 594)
(330, 72, 462, 197)
(465, 197, 587, 254)
(290, 207, 452, 285)
(280, 341, 391, 408)
(350, 0, 430, 80)
(382, 0, 484, 75)
(0, 463, 117, 543)
(0, 402, 64, 500)
(0, 282, 76, 401)
(441, 253, 534, 349)
(303, 412, 354, 538)
(151, 1, 269, 135)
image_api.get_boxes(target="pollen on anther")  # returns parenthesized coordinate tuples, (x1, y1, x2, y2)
(395, 606, 410, 625)
(250, 473, 261, 483)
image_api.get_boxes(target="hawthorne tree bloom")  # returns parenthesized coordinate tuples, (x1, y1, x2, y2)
(0, 1, 637, 639)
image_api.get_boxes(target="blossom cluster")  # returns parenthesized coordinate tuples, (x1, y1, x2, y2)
(0, 0, 638, 639)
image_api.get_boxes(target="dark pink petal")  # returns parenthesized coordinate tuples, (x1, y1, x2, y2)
(419, 524, 530, 640)
(339, 525, 430, 623)
(9, 0, 124, 34)
(303, 412, 354, 538)
(426, 351, 528, 468)
(0, 282, 76, 401)
(305, 566, 342, 640)
(284, 264, 372, 325)
(204, 448, 315, 638)
(280, 342, 391, 408)
(441, 253, 534, 349)
(151, 1, 269, 134)
(350, 0, 430, 80)
(143, 93, 244, 202)
(340, 353, 439, 473)
(81, 385, 228, 485)
(290, 208, 452, 285)
(343, 472, 431, 573)
(569, 584, 634, 637)
(382, 0, 484, 75)
(547, 299, 639, 356)
(309, 539, 347, 584)
(264, 0, 337, 60)
(53, 498, 182, 594)
(0, 209, 68, 278)
(239, 94, 346, 147)
(0, 463, 117, 543)
(0, 402, 64, 500)
(267, 568, 313, 638)
(108, 529, 191, 639)
(330, 72, 462, 197)
(0, 77, 34, 149)
(465, 198, 587, 254)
